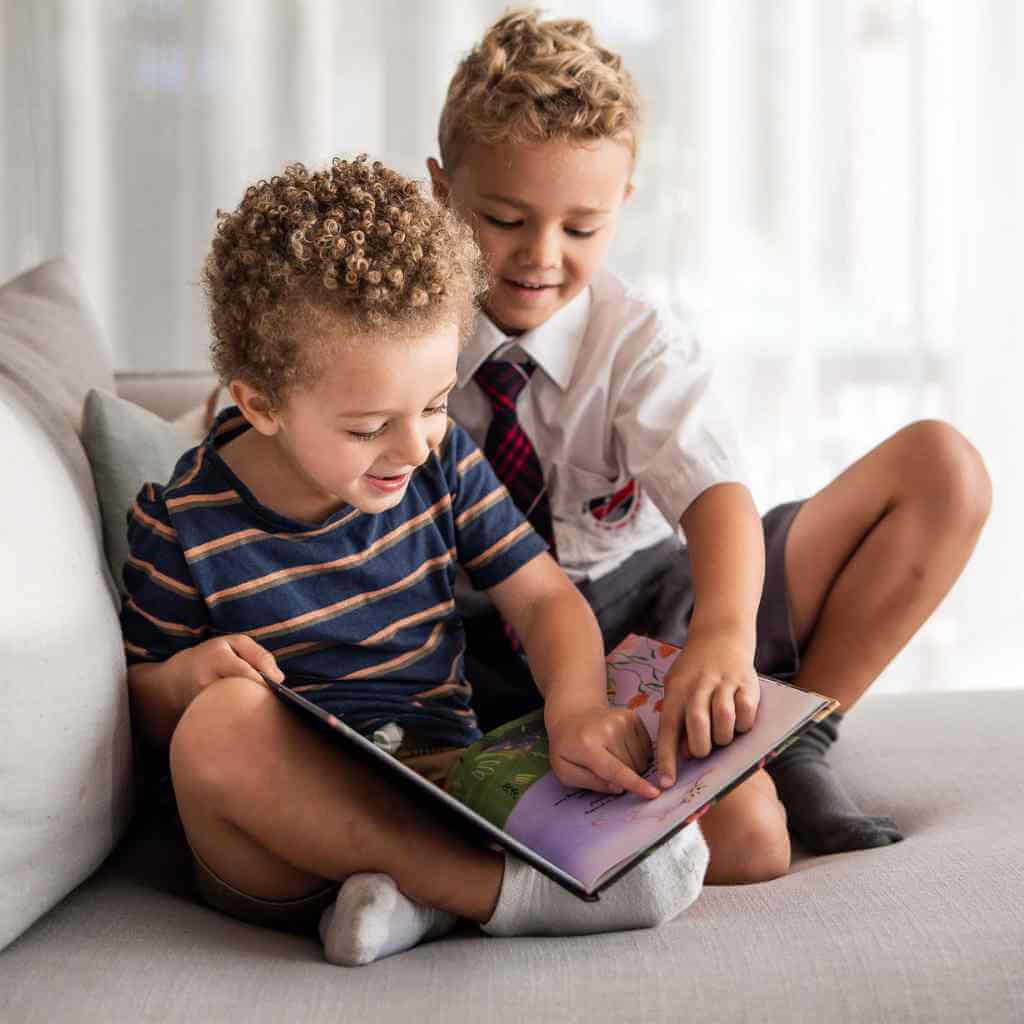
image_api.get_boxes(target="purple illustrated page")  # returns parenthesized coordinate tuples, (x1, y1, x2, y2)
(503, 634, 830, 891)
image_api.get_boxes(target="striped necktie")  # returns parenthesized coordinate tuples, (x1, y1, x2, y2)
(473, 358, 557, 560)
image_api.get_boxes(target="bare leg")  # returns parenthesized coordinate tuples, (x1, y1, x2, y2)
(700, 770, 791, 885)
(768, 420, 991, 852)
(169, 676, 503, 922)
(785, 419, 990, 708)
(171, 676, 712, 950)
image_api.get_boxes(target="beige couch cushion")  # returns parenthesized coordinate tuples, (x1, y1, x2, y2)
(0, 261, 134, 951)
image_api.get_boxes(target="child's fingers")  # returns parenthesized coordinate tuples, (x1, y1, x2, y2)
(217, 650, 264, 686)
(684, 695, 713, 759)
(554, 750, 658, 799)
(620, 715, 653, 773)
(734, 683, 760, 733)
(588, 749, 660, 800)
(655, 700, 686, 788)
(221, 634, 284, 684)
(555, 763, 616, 795)
(711, 687, 738, 747)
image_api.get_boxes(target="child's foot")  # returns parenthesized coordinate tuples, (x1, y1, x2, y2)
(319, 873, 457, 966)
(482, 821, 709, 938)
(766, 711, 904, 855)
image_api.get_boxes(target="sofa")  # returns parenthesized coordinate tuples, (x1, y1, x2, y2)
(1, 260, 1022, 1023)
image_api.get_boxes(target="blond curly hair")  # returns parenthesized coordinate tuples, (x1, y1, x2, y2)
(204, 156, 486, 407)
(438, 7, 641, 170)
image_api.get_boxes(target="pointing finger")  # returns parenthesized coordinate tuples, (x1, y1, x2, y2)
(656, 700, 685, 788)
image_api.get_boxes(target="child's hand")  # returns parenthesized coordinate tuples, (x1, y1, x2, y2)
(655, 627, 760, 788)
(545, 701, 660, 799)
(168, 634, 284, 711)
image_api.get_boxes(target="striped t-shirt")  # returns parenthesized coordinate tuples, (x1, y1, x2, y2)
(121, 408, 547, 747)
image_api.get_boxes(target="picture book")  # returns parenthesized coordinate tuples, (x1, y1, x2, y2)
(265, 632, 838, 900)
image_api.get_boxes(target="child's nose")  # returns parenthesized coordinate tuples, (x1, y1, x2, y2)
(390, 421, 431, 468)
(519, 226, 560, 269)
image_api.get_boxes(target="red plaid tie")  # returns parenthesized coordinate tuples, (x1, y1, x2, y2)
(474, 358, 557, 561)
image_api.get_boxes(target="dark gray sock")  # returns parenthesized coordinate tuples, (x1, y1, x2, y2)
(765, 711, 903, 855)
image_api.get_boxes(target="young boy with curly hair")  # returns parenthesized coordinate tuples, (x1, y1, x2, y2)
(121, 155, 710, 967)
(428, 8, 991, 883)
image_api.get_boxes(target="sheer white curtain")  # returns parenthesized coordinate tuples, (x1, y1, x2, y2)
(3, 0, 1020, 692)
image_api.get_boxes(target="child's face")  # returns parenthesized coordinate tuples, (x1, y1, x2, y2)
(430, 138, 633, 334)
(251, 321, 460, 518)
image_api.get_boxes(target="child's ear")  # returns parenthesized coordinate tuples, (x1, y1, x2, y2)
(426, 157, 451, 206)
(623, 181, 636, 204)
(229, 379, 280, 436)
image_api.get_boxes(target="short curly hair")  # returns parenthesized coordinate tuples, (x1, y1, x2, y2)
(204, 156, 486, 407)
(438, 7, 642, 171)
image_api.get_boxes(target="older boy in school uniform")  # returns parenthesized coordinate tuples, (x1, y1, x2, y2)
(429, 9, 991, 884)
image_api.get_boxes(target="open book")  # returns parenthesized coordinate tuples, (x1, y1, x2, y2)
(265, 633, 837, 900)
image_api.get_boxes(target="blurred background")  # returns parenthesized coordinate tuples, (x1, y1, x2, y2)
(2, 0, 1021, 694)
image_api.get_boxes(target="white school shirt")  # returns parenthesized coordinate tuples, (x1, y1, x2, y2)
(450, 268, 744, 597)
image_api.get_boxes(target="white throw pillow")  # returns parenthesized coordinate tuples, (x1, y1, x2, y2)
(0, 262, 133, 951)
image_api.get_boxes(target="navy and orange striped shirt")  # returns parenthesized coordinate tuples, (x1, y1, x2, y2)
(120, 408, 547, 747)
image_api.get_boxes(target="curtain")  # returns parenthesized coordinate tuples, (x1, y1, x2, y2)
(2, 0, 1020, 691)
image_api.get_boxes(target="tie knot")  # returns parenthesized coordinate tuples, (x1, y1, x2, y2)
(473, 359, 536, 411)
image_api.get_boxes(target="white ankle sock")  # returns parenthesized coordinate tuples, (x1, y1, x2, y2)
(482, 822, 709, 938)
(319, 873, 457, 966)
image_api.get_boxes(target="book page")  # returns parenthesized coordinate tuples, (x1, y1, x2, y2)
(493, 635, 830, 891)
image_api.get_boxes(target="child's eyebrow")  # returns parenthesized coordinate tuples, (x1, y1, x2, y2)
(336, 378, 457, 419)
(479, 192, 609, 217)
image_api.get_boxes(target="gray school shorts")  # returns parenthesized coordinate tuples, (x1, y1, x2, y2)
(464, 500, 805, 732)
(579, 500, 805, 681)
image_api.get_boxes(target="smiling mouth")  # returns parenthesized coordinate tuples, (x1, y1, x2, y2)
(506, 278, 558, 290)
(364, 471, 410, 495)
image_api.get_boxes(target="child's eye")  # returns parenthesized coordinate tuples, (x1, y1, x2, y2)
(482, 214, 522, 229)
(424, 401, 448, 417)
(566, 227, 599, 239)
(348, 424, 387, 441)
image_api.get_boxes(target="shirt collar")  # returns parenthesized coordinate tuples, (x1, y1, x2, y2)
(457, 285, 591, 391)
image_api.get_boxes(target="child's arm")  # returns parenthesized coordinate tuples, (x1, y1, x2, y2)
(121, 482, 284, 748)
(128, 636, 285, 749)
(655, 482, 765, 787)
(488, 555, 660, 800)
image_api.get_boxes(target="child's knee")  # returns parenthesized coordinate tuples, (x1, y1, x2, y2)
(899, 420, 992, 531)
(704, 772, 791, 884)
(735, 789, 791, 883)
(169, 676, 272, 799)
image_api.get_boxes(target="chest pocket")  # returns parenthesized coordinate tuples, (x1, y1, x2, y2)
(548, 461, 644, 568)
